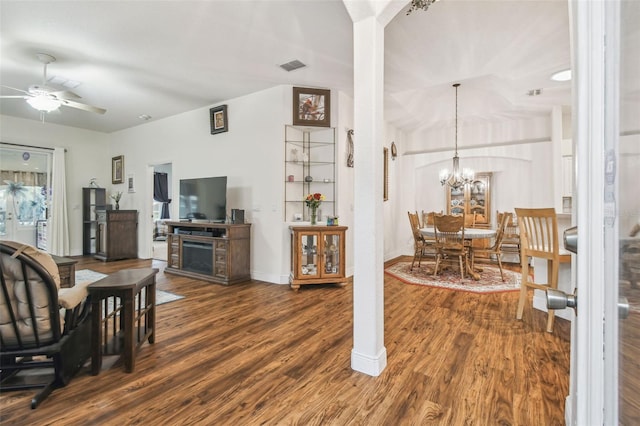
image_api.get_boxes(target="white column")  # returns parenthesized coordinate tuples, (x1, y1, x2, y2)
(349, 14, 387, 376)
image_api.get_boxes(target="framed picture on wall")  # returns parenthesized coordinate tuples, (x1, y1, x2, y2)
(383, 148, 389, 201)
(292, 87, 330, 127)
(112, 155, 124, 184)
(210, 104, 228, 134)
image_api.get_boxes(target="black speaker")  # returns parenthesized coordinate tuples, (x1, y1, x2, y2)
(231, 209, 245, 224)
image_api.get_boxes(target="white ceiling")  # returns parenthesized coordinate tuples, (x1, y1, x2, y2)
(0, 0, 572, 138)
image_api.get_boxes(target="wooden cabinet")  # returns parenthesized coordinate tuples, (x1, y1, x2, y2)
(52, 255, 77, 288)
(82, 187, 109, 255)
(164, 222, 251, 285)
(446, 172, 492, 227)
(289, 225, 348, 291)
(284, 125, 336, 222)
(95, 210, 138, 261)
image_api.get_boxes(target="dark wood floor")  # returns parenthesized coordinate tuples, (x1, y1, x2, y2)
(0, 256, 570, 425)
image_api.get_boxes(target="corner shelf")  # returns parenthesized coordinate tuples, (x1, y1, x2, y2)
(284, 125, 336, 222)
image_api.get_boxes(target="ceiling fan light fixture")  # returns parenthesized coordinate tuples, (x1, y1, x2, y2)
(26, 95, 61, 112)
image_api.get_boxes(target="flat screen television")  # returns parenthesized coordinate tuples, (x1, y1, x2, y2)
(179, 176, 227, 223)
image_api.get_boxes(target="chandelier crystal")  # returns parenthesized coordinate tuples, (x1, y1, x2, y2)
(406, 0, 439, 15)
(439, 83, 474, 189)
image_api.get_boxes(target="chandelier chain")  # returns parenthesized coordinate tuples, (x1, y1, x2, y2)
(454, 83, 459, 156)
(439, 83, 474, 189)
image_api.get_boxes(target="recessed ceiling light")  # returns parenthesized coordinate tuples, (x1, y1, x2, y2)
(551, 69, 572, 82)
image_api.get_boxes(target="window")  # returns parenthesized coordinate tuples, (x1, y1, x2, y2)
(0, 146, 52, 237)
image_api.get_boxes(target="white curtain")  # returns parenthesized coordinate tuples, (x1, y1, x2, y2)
(48, 147, 69, 255)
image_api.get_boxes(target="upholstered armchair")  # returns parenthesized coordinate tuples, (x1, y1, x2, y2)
(0, 241, 92, 408)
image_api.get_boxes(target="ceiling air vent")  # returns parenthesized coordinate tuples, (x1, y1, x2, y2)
(279, 60, 306, 72)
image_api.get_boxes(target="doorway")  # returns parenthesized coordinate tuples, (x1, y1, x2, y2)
(152, 163, 172, 261)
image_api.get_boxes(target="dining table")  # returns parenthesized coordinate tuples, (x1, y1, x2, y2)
(419, 226, 497, 280)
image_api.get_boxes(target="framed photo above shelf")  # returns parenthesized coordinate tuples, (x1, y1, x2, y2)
(292, 87, 330, 127)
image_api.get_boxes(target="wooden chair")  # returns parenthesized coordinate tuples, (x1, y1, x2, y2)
(514, 208, 560, 332)
(420, 210, 441, 228)
(433, 214, 468, 279)
(470, 212, 511, 281)
(463, 212, 477, 227)
(498, 210, 521, 263)
(408, 211, 436, 270)
(0, 241, 93, 408)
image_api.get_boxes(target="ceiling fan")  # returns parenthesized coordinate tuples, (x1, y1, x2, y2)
(0, 53, 106, 115)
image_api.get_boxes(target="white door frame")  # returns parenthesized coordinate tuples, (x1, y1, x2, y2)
(569, 0, 620, 424)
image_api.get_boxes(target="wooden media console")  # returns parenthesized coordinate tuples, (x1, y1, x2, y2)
(164, 221, 251, 285)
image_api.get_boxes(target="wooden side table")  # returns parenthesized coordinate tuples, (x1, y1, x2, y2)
(88, 268, 159, 375)
(52, 255, 77, 288)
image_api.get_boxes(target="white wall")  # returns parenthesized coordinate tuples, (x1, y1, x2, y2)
(0, 114, 111, 254)
(1, 86, 357, 284)
(109, 85, 288, 283)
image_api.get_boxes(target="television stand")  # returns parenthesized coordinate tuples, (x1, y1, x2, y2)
(164, 222, 251, 285)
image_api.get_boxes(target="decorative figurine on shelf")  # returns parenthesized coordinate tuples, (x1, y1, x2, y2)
(304, 192, 324, 225)
(89, 178, 99, 188)
(110, 191, 123, 210)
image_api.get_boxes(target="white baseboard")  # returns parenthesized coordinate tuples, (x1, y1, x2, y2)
(565, 393, 573, 426)
(351, 347, 387, 376)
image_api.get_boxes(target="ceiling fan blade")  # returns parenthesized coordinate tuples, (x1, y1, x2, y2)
(1, 85, 29, 94)
(60, 98, 106, 115)
(0, 95, 29, 99)
(51, 90, 81, 100)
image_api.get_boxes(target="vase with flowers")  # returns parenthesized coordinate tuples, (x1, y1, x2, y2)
(111, 191, 123, 210)
(304, 193, 324, 225)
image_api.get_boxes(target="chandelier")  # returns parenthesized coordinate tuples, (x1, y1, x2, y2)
(406, 0, 439, 15)
(439, 83, 474, 189)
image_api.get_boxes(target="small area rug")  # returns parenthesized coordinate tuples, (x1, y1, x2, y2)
(384, 261, 521, 294)
(75, 269, 184, 305)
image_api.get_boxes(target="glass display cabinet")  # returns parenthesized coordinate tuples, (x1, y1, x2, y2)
(289, 225, 348, 291)
(446, 172, 492, 227)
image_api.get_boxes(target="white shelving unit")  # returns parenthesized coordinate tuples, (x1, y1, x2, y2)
(284, 125, 336, 222)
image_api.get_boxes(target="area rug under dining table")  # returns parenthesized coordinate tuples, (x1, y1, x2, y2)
(384, 261, 521, 294)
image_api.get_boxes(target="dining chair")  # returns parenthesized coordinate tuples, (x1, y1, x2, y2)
(463, 212, 476, 227)
(470, 212, 511, 281)
(498, 210, 521, 263)
(407, 211, 435, 270)
(421, 210, 437, 227)
(433, 214, 468, 279)
(514, 207, 560, 332)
